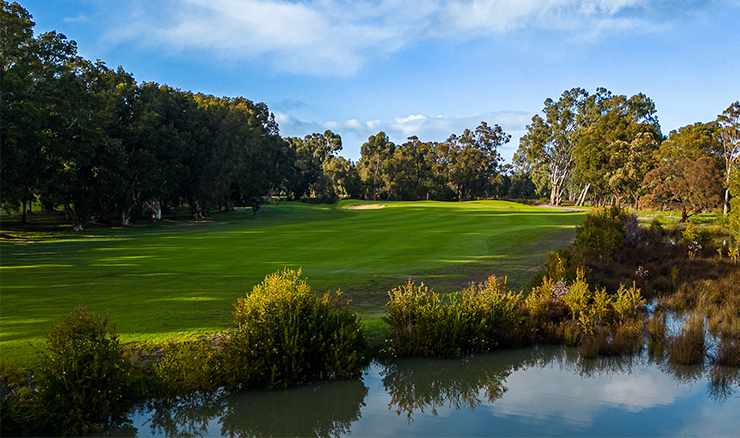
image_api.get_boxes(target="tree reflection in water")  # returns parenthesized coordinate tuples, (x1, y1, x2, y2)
(103, 379, 368, 438)
(380, 352, 532, 422)
(381, 345, 740, 424)
(99, 347, 740, 436)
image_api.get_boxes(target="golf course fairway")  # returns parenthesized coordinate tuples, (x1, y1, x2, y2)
(0, 200, 586, 365)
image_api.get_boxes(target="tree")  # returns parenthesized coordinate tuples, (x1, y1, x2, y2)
(655, 122, 722, 164)
(571, 90, 662, 207)
(641, 157, 723, 221)
(444, 122, 508, 201)
(287, 130, 343, 199)
(729, 164, 740, 240)
(358, 132, 395, 200)
(717, 101, 740, 215)
(517, 88, 591, 205)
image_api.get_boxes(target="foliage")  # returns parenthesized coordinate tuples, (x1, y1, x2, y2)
(34, 306, 133, 436)
(224, 269, 368, 389)
(152, 339, 224, 397)
(729, 165, 740, 241)
(530, 248, 587, 288)
(383, 276, 532, 358)
(516, 87, 661, 206)
(525, 269, 644, 352)
(717, 101, 740, 215)
(641, 157, 724, 220)
(574, 206, 629, 259)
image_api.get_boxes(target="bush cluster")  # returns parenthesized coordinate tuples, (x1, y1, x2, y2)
(2, 307, 136, 436)
(1, 269, 369, 436)
(224, 268, 368, 388)
(383, 276, 532, 358)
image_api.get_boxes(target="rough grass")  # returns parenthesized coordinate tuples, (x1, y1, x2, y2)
(0, 200, 585, 365)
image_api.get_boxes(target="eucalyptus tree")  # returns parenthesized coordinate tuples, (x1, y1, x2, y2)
(516, 88, 591, 206)
(287, 130, 343, 199)
(444, 121, 509, 200)
(573, 91, 662, 207)
(383, 136, 437, 200)
(655, 122, 722, 164)
(358, 132, 396, 200)
(0, 1, 134, 229)
(717, 101, 740, 215)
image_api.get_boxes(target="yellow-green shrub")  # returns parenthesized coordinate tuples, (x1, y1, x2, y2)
(383, 276, 533, 358)
(224, 269, 368, 389)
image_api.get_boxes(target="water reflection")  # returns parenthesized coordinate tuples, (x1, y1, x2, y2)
(99, 347, 740, 437)
(381, 356, 516, 421)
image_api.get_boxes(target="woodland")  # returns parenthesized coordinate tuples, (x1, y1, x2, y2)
(2, 1, 739, 233)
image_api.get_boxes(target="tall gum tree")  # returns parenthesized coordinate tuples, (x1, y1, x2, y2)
(517, 88, 591, 206)
(718, 101, 740, 215)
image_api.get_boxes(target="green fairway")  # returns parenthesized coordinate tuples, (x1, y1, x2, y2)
(0, 200, 585, 365)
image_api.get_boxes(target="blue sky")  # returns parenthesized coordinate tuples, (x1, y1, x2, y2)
(19, 0, 740, 162)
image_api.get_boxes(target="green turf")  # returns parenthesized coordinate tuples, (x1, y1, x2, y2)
(0, 200, 585, 365)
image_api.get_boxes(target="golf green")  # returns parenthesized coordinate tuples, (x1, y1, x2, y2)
(0, 200, 585, 365)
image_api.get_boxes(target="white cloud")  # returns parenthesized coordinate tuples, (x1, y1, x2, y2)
(490, 363, 695, 425)
(103, 0, 721, 75)
(63, 13, 90, 23)
(274, 111, 533, 162)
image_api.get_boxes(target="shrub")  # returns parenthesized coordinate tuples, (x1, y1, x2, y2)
(530, 248, 587, 288)
(574, 206, 628, 260)
(0, 364, 35, 437)
(458, 275, 533, 350)
(384, 276, 533, 358)
(35, 306, 133, 436)
(153, 338, 223, 397)
(224, 269, 368, 389)
(710, 338, 740, 367)
(383, 280, 466, 358)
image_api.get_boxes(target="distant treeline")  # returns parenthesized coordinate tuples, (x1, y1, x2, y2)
(2, 1, 739, 230)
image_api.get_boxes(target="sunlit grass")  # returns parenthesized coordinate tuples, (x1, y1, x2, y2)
(1, 200, 585, 365)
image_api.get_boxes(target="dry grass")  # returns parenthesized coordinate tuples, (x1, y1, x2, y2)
(666, 314, 706, 365)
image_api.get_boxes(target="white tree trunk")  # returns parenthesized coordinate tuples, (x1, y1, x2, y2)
(576, 183, 591, 206)
(122, 209, 132, 227)
(151, 199, 162, 220)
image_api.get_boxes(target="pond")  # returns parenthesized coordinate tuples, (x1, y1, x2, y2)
(99, 346, 740, 437)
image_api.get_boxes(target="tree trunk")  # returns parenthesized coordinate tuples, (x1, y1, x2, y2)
(151, 199, 162, 220)
(21, 199, 27, 223)
(266, 186, 274, 204)
(122, 208, 132, 227)
(72, 205, 83, 231)
(576, 183, 591, 206)
(725, 186, 730, 216)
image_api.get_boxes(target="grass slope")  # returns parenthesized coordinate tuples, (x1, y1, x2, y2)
(0, 200, 585, 365)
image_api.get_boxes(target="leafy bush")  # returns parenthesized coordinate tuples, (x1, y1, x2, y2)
(35, 306, 133, 436)
(224, 269, 368, 389)
(525, 270, 645, 353)
(384, 276, 533, 358)
(0, 364, 35, 437)
(574, 206, 628, 260)
(530, 248, 587, 288)
(383, 280, 463, 358)
(153, 338, 223, 397)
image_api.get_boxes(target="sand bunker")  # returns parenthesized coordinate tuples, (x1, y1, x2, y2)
(343, 204, 387, 210)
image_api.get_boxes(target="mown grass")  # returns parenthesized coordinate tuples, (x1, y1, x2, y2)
(0, 200, 585, 365)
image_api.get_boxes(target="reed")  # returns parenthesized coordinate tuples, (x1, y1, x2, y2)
(666, 314, 706, 365)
